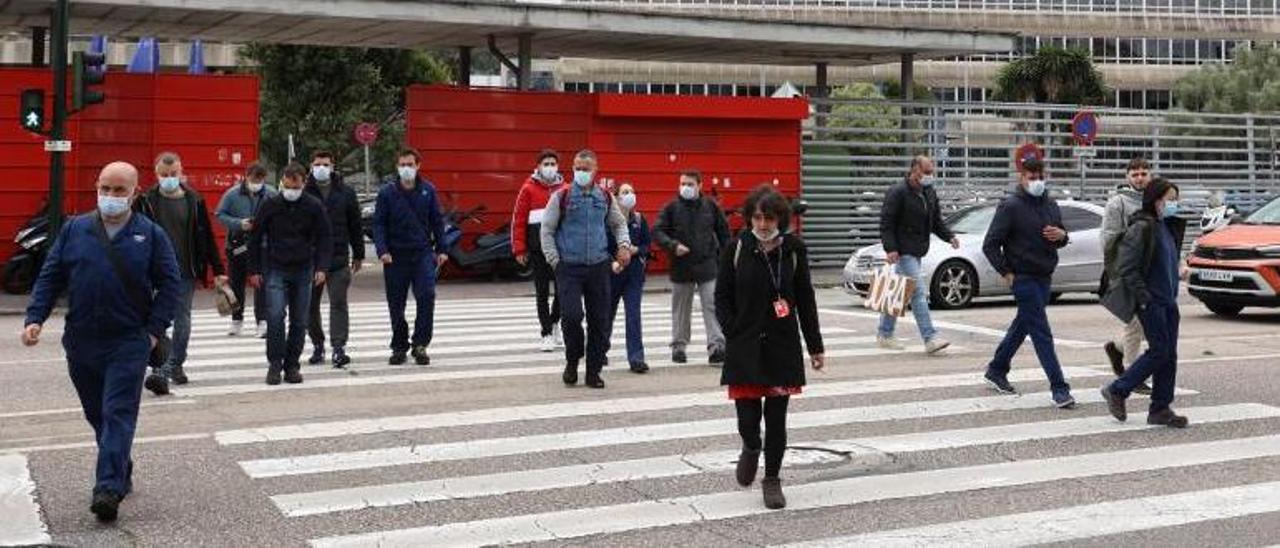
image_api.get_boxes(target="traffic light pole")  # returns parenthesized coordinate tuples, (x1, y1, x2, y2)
(48, 0, 68, 236)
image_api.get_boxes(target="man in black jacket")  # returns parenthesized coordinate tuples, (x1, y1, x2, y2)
(135, 151, 227, 395)
(653, 170, 731, 365)
(980, 158, 1075, 409)
(304, 150, 365, 369)
(248, 163, 332, 385)
(877, 155, 959, 355)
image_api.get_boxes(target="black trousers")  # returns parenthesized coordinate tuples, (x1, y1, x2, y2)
(735, 396, 790, 478)
(529, 243, 560, 337)
(228, 250, 265, 323)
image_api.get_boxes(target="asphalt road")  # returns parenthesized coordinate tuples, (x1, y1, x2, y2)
(2, 275, 1279, 547)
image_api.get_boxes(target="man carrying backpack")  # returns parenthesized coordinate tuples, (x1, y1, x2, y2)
(540, 149, 632, 389)
(1100, 157, 1152, 394)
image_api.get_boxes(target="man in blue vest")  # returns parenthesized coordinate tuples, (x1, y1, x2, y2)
(541, 149, 633, 389)
(23, 161, 182, 522)
(372, 148, 449, 366)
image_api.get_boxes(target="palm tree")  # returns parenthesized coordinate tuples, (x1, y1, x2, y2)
(993, 47, 1108, 105)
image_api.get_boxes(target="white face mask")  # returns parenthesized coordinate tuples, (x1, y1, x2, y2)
(98, 195, 131, 218)
(247, 182, 264, 194)
(573, 170, 594, 187)
(619, 193, 637, 210)
(158, 176, 181, 193)
(920, 175, 937, 187)
(312, 165, 331, 182)
(398, 166, 417, 182)
(538, 165, 558, 181)
(753, 227, 780, 242)
(1026, 179, 1047, 197)
(679, 184, 698, 201)
(281, 188, 303, 202)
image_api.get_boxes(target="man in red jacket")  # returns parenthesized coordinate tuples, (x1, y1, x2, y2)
(512, 149, 566, 352)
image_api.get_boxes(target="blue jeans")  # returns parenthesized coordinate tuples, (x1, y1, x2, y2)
(65, 330, 150, 496)
(158, 278, 195, 377)
(266, 267, 314, 372)
(986, 276, 1070, 394)
(558, 261, 611, 373)
(608, 261, 646, 365)
(1113, 302, 1179, 412)
(384, 253, 437, 352)
(877, 255, 937, 341)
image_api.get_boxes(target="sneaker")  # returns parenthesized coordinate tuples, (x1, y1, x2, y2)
(255, 321, 268, 339)
(265, 370, 282, 385)
(283, 369, 303, 384)
(563, 362, 579, 385)
(983, 372, 1017, 394)
(1103, 342, 1125, 377)
(411, 345, 431, 366)
(672, 349, 688, 364)
(1147, 408, 1189, 428)
(877, 336, 904, 350)
(1134, 382, 1153, 396)
(227, 320, 243, 337)
(736, 448, 761, 487)
(761, 477, 786, 510)
(924, 338, 951, 355)
(629, 361, 649, 374)
(1052, 390, 1077, 409)
(169, 366, 189, 386)
(585, 371, 606, 389)
(553, 324, 564, 348)
(389, 350, 408, 366)
(1100, 384, 1127, 422)
(308, 346, 326, 366)
(708, 349, 726, 365)
(90, 490, 122, 522)
(332, 348, 351, 369)
(144, 373, 170, 396)
(540, 335, 555, 353)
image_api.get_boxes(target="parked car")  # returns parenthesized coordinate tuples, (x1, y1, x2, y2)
(842, 200, 1108, 309)
(1187, 195, 1280, 316)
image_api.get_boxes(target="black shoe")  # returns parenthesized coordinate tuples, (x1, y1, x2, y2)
(629, 361, 649, 374)
(90, 490, 121, 522)
(672, 349, 687, 364)
(983, 372, 1017, 395)
(308, 346, 326, 365)
(265, 370, 282, 385)
(169, 366, 188, 386)
(585, 372, 605, 389)
(1134, 382, 1153, 395)
(1100, 384, 1127, 422)
(708, 349, 726, 365)
(144, 374, 170, 396)
(389, 351, 408, 366)
(283, 369, 303, 384)
(412, 345, 430, 366)
(1104, 341, 1125, 377)
(1147, 408, 1189, 428)
(332, 348, 351, 369)
(761, 477, 786, 510)
(563, 362, 579, 385)
(736, 448, 760, 487)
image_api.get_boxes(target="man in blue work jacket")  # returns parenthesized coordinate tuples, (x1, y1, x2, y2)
(372, 148, 449, 366)
(23, 161, 182, 522)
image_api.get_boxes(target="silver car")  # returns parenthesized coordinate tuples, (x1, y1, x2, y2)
(842, 200, 1108, 309)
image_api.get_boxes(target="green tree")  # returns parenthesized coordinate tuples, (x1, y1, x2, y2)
(1175, 45, 1280, 113)
(826, 82, 899, 148)
(993, 47, 1108, 105)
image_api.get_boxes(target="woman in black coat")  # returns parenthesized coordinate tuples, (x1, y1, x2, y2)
(715, 185, 825, 510)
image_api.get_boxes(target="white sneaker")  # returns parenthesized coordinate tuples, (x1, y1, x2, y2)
(255, 321, 268, 339)
(227, 320, 243, 337)
(540, 335, 556, 353)
(552, 324, 564, 348)
(876, 336, 904, 350)
(925, 338, 952, 355)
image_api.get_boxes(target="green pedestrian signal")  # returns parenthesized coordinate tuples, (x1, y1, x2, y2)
(19, 89, 44, 133)
(72, 51, 107, 111)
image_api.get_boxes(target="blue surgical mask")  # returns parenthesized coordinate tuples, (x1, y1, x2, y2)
(920, 175, 937, 187)
(159, 176, 181, 193)
(619, 193, 637, 210)
(398, 166, 417, 182)
(98, 195, 131, 218)
(312, 165, 332, 182)
(679, 184, 698, 200)
(573, 170, 594, 187)
(1163, 200, 1180, 218)
(1027, 179, 1047, 197)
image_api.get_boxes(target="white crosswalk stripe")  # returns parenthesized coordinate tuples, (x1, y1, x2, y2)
(162, 295, 1280, 546)
(0, 454, 51, 546)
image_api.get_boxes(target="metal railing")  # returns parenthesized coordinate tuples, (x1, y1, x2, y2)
(801, 99, 1280, 264)
(566, 0, 1280, 16)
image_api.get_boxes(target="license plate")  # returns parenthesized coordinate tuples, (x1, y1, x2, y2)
(1198, 270, 1234, 283)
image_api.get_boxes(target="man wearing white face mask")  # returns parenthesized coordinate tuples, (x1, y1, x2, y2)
(304, 150, 365, 369)
(654, 170, 730, 365)
(135, 151, 226, 395)
(512, 149, 566, 352)
(877, 155, 959, 354)
(217, 162, 276, 338)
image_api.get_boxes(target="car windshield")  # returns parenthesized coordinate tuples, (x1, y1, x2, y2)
(947, 206, 997, 234)
(1243, 198, 1280, 225)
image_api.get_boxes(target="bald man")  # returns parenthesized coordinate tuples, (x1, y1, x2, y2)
(23, 161, 182, 522)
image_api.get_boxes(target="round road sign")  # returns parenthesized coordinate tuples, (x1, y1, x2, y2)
(354, 123, 379, 146)
(1071, 110, 1099, 146)
(1014, 142, 1044, 172)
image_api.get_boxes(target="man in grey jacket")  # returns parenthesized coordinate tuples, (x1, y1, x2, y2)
(217, 162, 277, 338)
(1100, 157, 1152, 394)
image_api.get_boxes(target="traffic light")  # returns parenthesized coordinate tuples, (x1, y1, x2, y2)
(72, 50, 106, 111)
(19, 89, 44, 133)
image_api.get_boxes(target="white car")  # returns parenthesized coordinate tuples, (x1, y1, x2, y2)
(842, 200, 1108, 309)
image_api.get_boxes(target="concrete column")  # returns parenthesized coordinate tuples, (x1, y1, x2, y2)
(31, 26, 46, 66)
(814, 61, 829, 129)
(517, 33, 533, 91)
(900, 52, 915, 101)
(457, 46, 472, 88)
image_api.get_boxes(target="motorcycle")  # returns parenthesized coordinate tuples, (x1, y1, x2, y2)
(3, 205, 53, 295)
(440, 204, 532, 281)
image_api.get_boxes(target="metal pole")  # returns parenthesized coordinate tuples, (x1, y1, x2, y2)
(363, 144, 372, 195)
(517, 33, 533, 91)
(48, 0, 68, 236)
(1247, 114, 1257, 192)
(457, 46, 472, 88)
(814, 61, 829, 129)
(31, 26, 47, 67)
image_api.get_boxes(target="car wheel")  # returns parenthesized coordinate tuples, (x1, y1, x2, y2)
(1205, 302, 1244, 317)
(930, 260, 977, 310)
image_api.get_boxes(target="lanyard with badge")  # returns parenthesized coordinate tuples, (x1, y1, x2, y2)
(764, 242, 790, 319)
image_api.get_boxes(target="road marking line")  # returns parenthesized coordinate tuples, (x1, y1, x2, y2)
(779, 479, 1280, 547)
(0, 399, 196, 419)
(216, 366, 1106, 445)
(0, 433, 211, 455)
(820, 307, 1100, 348)
(307, 434, 1280, 548)
(272, 403, 1279, 517)
(0, 454, 50, 546)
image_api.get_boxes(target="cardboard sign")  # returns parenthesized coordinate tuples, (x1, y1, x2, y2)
(864, 264, 917, 317)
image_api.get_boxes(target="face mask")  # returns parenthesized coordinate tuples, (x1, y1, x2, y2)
(573, 170, 594, 187)
(158, 176, 181, 193)
(1026, 179, 1047, 197)
(538, 165, 558, 181)
(281, 188, 303, 202)
(247, 181, 264, 194)
(1163, 200, 1180, 218)
(619, 193, 637, 210)
(753, 227, 780, 242)
(679, 184, 698, 201)
(398, 166, 417, 182)
(920, 175, 937, 187)
(98, 195, 131, 218)
(312, 165, 331, 182)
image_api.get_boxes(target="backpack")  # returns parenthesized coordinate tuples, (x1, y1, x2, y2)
(557, 184, 612, 212)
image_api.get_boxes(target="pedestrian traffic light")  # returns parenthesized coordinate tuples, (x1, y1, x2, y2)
(72, 50, 106, 111)
(19, 89, 44, 133)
